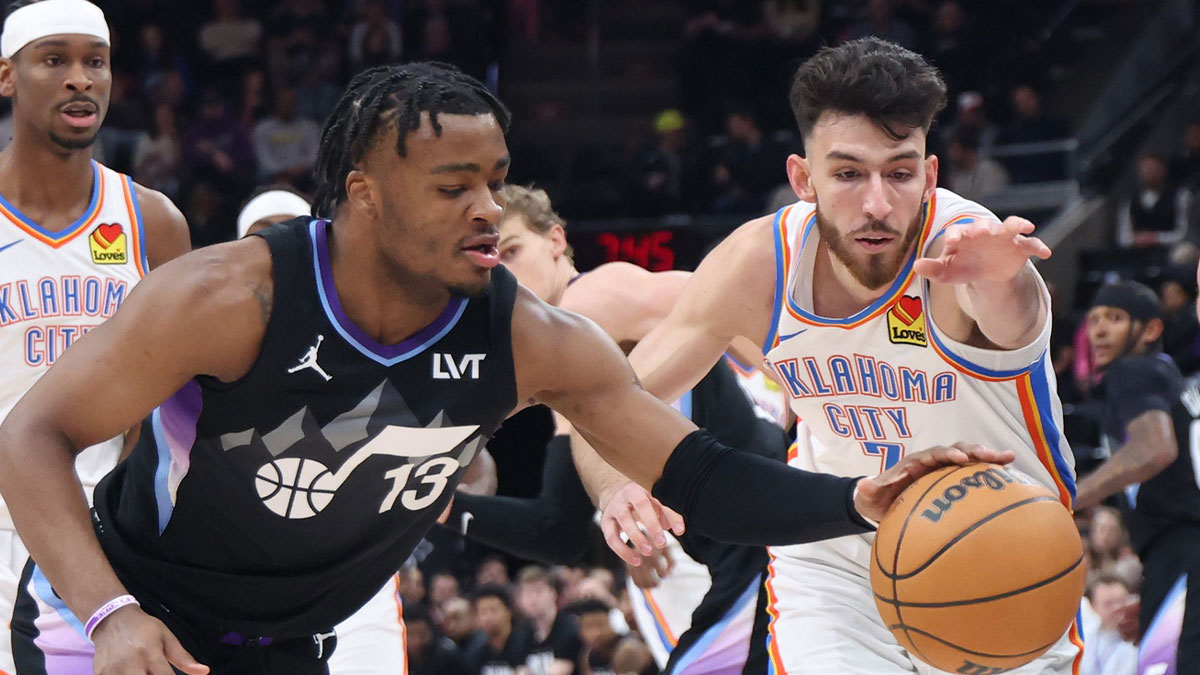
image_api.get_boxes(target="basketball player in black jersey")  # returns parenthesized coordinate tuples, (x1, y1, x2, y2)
(1074, 280, 1200, 674)
(0, 62, 1009, 675)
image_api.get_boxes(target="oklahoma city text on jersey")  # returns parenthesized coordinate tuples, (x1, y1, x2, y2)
(1, 275, 128, 366)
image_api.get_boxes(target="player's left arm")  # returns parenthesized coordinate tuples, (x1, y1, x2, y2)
(561, 265, 691, 345)
(1074, 363, 1180, 510)
(134, 184, 192, 270)
(916, 216, 1051, 350)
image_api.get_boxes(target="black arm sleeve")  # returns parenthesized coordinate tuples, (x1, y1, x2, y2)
(445, 436, 596, 564)
(652, 429, 874, 545)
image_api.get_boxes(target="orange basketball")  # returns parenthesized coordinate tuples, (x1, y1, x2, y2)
(869, 463, 1085, 673)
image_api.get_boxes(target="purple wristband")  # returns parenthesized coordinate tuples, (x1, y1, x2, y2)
(84, 594, 139, 640)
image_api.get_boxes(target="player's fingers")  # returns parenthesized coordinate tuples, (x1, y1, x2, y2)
(614, 505, 656, 555)
(659, 504, 686, 537)
(162, 632, 209, 675)
(649, 549, 672, 579)
(1006, 217, 1036, 235)
(602, 516, 643, 567)
(912, 258, 947, 281)
(627, 491, 669, 549)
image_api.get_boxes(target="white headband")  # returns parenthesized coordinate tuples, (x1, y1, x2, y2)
(237, 190, 312, 238)
(1, 0, 110, 59)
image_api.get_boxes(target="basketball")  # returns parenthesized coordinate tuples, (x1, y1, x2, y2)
(869, 463, 1086, 673)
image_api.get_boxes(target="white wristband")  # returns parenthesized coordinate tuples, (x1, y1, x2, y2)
(84, 594, 139, 640)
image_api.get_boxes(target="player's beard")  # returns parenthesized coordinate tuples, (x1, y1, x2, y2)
(816, 206, 923, 290)
(49, 130, 97, 151)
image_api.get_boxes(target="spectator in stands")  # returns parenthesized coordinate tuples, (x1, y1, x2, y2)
(1174, 121, 1200, 190)
(845, 0, 916, 50)
(1087, 507, 1141, 585)
(134, 104, 182, 200)
(181, 89, 255, 189)
(1116, 152, 1192, 250)
(708, 104, 790, 213)
(611, 637, 658, 675)
(350, 0, 403, 69)
(569, 598, 623, 675)
(400, 565, 427, 608)
(264, 0, 325, 89)
(921, 1, 985, 96)
(1160, 266, 1200, 375)
(939, 91, 997, 157)
(238, 69, 268, 131)
(296, 52, 343, 124)
(516, 566, 583, 674)
(253, 88, 320, 189)
(764, 0, 820, 44)
(431, 572, 463, 610)
(994, 84, 1070, 183)
(945, 127, 1009, 202)
(442, 596, 479, 649)
(1081, 574, 1140, 675)
(198, 0, 262, 73)
(676, 0, 764, 132)
(465, 585, 535, 674)
(406, 603, 472, 675)
(99, 74, 150, 174)
(477, 554, 512, 588)
(626, 109, 697, 216)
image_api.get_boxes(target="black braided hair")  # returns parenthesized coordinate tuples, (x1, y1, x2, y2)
(311, 62, 511, 218)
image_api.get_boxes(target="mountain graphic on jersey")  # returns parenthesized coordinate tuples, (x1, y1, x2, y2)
(218, 380, 486, 519)
(89, 223, 127, 265)
(887, 295, 927, 347)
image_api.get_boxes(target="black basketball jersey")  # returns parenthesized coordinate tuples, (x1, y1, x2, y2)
(93, 218, 518, 637)
(1096, 352, 1200, 554)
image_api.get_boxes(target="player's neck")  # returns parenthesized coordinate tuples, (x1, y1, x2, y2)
(0, 136, 94, 226)
(811, 237, 896, 317)
(548, 257, 577, 306)
(326, 217, 454, 345)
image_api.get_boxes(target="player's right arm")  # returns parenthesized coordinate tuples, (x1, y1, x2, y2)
(570, 216, 779, 559)
(0, 238, 273, 675)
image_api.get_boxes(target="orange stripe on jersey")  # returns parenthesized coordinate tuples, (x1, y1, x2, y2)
(782, 192, 938, 329)
(1068, 620, 1084, 674)
(640, 588, 678, 647)
(120, 177, 147, 277)
(1016, 374, 1073, 508)
(393, 574, 407, 675)
(786, 440, 798, 463)
(764, 555, 789, 674)
(0, 168, 106, 248)
(926, 332, 1025, 382)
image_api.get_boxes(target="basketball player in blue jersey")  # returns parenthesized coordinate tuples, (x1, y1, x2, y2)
(0, 0, 189, 671)
(575, 38, 1082, 673)
(1074, 281, 1200, 674)
(0, 62, 1007, 675)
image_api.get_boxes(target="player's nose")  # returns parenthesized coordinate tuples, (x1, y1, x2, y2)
(470, 187, 504, 225)
(862, 175, 892, 221)
(63, 62, 94, 92)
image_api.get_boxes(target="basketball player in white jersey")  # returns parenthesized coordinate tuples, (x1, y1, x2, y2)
(0, 0, 189, 670)
(576, 38, 1083, 674)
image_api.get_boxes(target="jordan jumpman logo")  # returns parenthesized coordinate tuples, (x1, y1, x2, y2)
(288, 335, 332, 381)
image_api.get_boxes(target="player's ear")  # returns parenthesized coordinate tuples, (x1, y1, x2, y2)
(787, 154, 816, 203)
(549, 224, 567, 258)
(923, 154, 939, 203)
(345, 169, 378, 219)
(0, 58, 16, 98)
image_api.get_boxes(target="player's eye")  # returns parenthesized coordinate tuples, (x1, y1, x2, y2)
(834, 170, 858, 180)
(438, 186, 466, 198)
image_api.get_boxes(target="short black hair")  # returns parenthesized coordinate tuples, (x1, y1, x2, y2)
(565, 598, 612, 617)
(789, 37, 946, 146)
(471, 584, 513, 610)
(312, 61, 511, 218)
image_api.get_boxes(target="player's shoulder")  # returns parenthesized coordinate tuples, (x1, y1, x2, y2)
(146, 236, 273, 319)
(1104, 353, 1181, 394)
(711, 212, 779, 269)
(127, 180, 192, 268)
(932, 187, 998, 226)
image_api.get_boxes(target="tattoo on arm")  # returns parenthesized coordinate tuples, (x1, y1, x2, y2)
(249, 282, 272, 326)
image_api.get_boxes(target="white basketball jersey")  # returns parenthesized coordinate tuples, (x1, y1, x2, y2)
(763, 189, 1075, 513)
(0, 161, 149, 520)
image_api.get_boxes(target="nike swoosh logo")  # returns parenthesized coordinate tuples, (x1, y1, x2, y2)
(0, 240, 20, 254)
(779, 329, 808, 341)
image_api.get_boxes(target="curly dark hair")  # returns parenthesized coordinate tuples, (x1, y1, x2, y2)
(789, 37, 946, 147)
(312, 61, 511, 218)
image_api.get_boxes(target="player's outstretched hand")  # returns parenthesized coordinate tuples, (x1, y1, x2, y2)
(92, 605, 209, 675)
(913, 216, 1051, 285)
(853, 443, 1016, 523)
(600, 481, 685, 567)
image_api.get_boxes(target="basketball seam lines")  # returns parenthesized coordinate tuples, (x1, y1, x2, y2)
(880, 495, 1062, 580)
(873, 552, 1084, 608)
(882, 623, 1059, 660)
